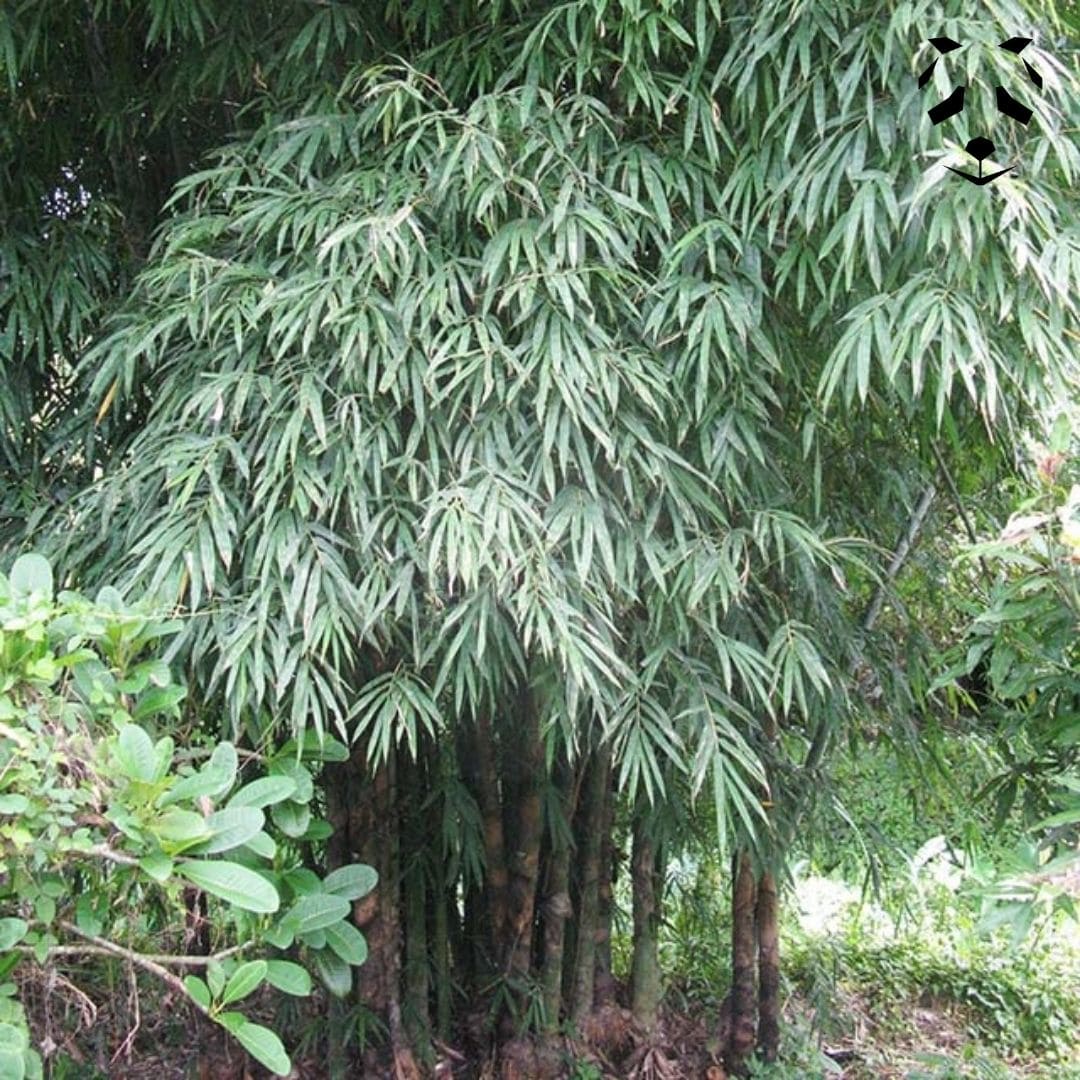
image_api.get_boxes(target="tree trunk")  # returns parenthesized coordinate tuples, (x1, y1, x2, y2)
(384, 752, 421, 1079)
(355, 757, 393, 1014)
(593, 769, 617, 1008)
(569, 745, 610, 1027)
(505, 682, 544, 981)
(402, 747, 432, 1061)
(630, 815, 661, 1033)
(344, 749, 420, 1079)
(472, 710, 510, 964)
(404, 870, 431, 1057)
(756, 870, 780, 1063)
(726, 850, 757, 1077)
(433, 867, 452, 1040)
(540, 751, 576, 1032)
(460, 879, 483, 996)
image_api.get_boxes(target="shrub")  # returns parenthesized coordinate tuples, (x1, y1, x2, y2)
(0, 553, 374, 1076)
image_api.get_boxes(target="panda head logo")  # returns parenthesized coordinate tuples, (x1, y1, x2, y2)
(918, 36, 1042, 185)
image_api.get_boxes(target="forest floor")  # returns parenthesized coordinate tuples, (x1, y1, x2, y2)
(22, 964, 1080, 1080)
(28, 742, 1080, 1079)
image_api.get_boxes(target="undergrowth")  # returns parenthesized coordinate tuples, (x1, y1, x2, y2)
(638, 734, 1080, 1077)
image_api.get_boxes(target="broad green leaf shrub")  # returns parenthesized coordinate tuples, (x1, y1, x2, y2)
(935, 435, 1080, 934)
(0, 554, 375, 1076)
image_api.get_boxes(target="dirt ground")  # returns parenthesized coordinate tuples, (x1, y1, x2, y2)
(17, 960, 1067, 1079)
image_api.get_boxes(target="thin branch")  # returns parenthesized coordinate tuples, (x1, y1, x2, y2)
(16, 942, 246, 967)
(86, 844, 140, 868)
(55, 921, 209, 1016)
(862, 482, 937, 634)
(112, 953, 140, 1065)
(930, 438, 991, 583)
(834, 481, 938, 724)
(172, 746, 267, 765)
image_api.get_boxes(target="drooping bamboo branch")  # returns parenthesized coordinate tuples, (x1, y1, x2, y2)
(16, 942, 247, 968)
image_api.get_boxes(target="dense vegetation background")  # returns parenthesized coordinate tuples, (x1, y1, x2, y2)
(0, 0, 1078, 1077)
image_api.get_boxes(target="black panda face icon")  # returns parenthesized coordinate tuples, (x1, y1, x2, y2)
(918, 36, 1042, 185)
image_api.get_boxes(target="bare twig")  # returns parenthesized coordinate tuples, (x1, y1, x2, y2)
(112, 955, 140, 1065)
(930, 438, 992, 583)
(807, 480, 938, 752)
(17, 941, 247, 968)
(54, 922, 209, 1018)
(862, 482, 937, 634)
(86, 844, 140, 868)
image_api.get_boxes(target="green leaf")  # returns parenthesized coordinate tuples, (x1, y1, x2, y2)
(226, 776, 297, 810)
(312, 948, 352, 997)
(263, 923, 295, 950)
(1050, 412, 1072, 454)
(233, 1020, 291, 1077)
(75, 897, 102, 937)
(242, 831, 277, 859)
(323, 920, 367, 966)
(206, 960, 226, 999)
(187, 808, 265, 855)
(268, 759, 313, 802)
(270, 800, 310, 838)
(283, 867, 322, 896)
(215, 1010, 246, 1034)
(265, 960, 312, 997)
(205, 741, 239, 790)
(0, 797, 29, 815)
(178, 861, 279, 913)
(151, 736, 175, 782)
(152, 808, 213, 853)
(322, 864, 378, 901)
(0, 1022, 27, 1053)
(0, 920, 28, 950)
(9, 555, 53, 601)
(133, 684, 187, 722)
(184, 975, 211, 1011)
(282, 893, 349, 935)
(0, 1047, 23, 1079)
(93, 586, 125, 612)
(115, 725, 157, 782)
(1034, 806, 1080, 831)
(139, 850, 174, 883)
(158, 769, 226, 808)
(301, 818, 333, 841)
(298, 928, 326, 950)
(221, 960, 267, 1006)
(158, 742, 238, 807)
(277, 731, 349, 762)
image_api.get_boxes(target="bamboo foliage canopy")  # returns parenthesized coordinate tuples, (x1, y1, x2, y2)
(6, 0, 1077, 851)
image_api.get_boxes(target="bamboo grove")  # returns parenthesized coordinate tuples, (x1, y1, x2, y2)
(2, 0, 1078, 1074)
